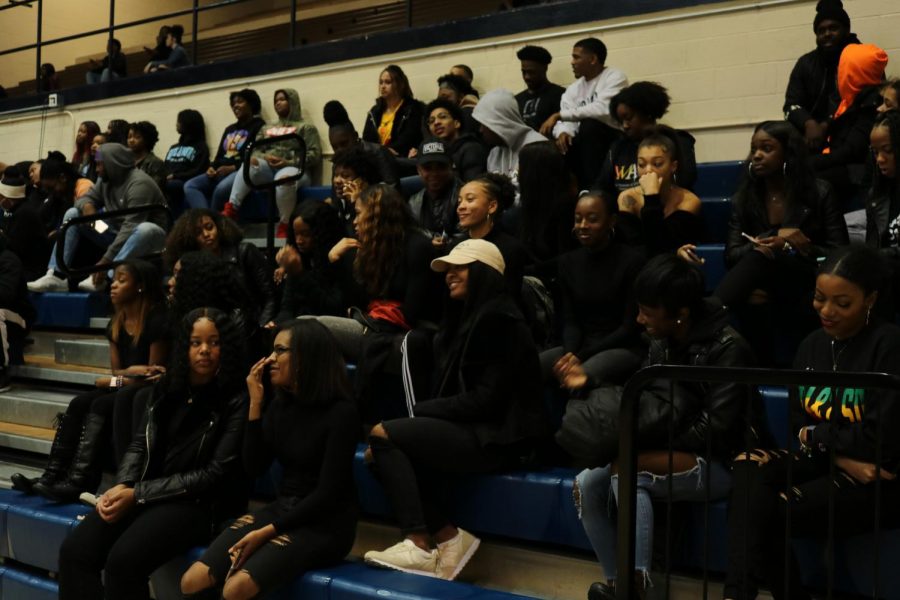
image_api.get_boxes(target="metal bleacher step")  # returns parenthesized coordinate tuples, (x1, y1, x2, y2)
(0, 421, 54, 455)
(10, 360, 104, 387)
(54, 338, 110, 369)
(0, 384, 74, 429)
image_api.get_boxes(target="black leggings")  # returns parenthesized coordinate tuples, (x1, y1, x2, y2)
(724, 450, 900, 600)
(372, 417, 515, 535)
(58, 501, 211, 600)
(198, 497, 356, 596)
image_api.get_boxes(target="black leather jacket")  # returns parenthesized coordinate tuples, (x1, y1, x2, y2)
(865, 189, 900, 260)
(221, 241, 276, 327)
(724, 179, 848, 268)
(362, 99, 425, 158)
(641, 298, 770, 459)
(117, 382, 248, 517)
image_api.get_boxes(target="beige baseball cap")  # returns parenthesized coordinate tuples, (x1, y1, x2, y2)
(431, 238, 505, 275)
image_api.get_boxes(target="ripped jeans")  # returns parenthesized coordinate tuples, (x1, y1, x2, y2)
(575, 456, 731, 582)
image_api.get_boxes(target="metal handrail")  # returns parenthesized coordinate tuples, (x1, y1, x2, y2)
(615, 365, 900, 600)
(54, 203, 171, 278)
(240, 133, 306, 266)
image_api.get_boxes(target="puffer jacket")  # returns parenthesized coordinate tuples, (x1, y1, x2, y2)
(117, 381, 248, 524)
(640, 297, 770, 459)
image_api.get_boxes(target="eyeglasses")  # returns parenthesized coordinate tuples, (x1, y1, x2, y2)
(271, 345, 290, 356)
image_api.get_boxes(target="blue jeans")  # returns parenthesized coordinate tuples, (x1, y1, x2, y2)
(85, 68, 120, 84)
(228, 162, 309, 223)
(576, 456, 731, 582)
(48, 207, 166, 277)
(182, 170, 238, 210)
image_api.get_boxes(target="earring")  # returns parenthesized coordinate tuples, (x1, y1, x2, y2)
(676, 319, 683, 325)
(747, 162, 756, 180)
(783, 163, 787, 177)
(138, 288, 143, 293)
(866, 305, 872, 326)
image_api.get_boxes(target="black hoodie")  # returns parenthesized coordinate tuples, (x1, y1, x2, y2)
(784, 34, 861, 130)
(793, 321, 900, 467)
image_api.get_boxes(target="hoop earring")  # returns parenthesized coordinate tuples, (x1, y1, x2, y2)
(866, 305, 872, 326)
(747, 163, 756, 180)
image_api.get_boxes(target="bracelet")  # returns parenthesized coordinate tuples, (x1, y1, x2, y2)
(109, 375, 123, 388)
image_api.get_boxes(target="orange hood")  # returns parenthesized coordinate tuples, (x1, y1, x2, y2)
(834, 43, 888, 119)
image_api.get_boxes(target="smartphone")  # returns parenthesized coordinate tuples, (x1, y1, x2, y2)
(93, 219, 109, 234)
(741, 232, 761, 245)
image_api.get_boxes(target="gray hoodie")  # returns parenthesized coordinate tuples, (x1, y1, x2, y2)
(471, 89, 546, 185)
(75, 143, 167, 261)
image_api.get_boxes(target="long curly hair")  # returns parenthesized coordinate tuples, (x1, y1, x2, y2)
(353, 184, 413, 297)
(732, 120, 817, 227)
(164, 208, 244, 268)
(109, 259, 165, 348)
(170, 251, 251, 321)
(166, 307, 245, 396)
(286, 200, 344, 270)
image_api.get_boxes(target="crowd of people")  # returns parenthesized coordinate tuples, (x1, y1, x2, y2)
(1, 0, 899, 598)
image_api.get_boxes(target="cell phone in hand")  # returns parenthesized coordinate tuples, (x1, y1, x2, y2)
(741, 232, 761, 245)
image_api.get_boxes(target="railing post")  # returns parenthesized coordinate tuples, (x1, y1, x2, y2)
(290, 0, 297, 48)
(192, 0, 199, 65)
(108, 0, 115, 42)
(616, 377, 641, 599)
(35, 0, 42, 94)
(406, 0, 412, 28)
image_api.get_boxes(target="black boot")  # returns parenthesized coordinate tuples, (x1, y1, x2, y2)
(35, 413, 106, 503)
(11, 411, 79, 494)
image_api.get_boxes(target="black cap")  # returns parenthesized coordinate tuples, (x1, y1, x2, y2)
(814, 0, 850, 32)
(417, 139, 451, 165)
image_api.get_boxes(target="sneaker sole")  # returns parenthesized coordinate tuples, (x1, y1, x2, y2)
(364, 556, 439, 578)
(443, 537, 481, 581)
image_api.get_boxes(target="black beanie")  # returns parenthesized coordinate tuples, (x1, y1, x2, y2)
(813, 0, 850, 31)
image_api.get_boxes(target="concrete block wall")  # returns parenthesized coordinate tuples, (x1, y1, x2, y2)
(1, 0, 898, 173)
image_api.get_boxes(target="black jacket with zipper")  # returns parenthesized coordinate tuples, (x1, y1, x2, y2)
(783, 36, 861, 130)
(362, 99, 425, 158)
(117, 381, 248, 526)
(221, 241, 276, 327)
(865, 187, 900, 260)
(724, 178, 848, 268)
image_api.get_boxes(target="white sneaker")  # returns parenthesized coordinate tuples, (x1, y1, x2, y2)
(364, 539, 440, 578)
(27, 270, 68, 293)
(437, 528, 480, 580)
(77, 275, 104, 293)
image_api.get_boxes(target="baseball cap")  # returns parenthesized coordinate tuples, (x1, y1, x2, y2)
(431, 238, 505, 275)
(417, 139, 451, 165)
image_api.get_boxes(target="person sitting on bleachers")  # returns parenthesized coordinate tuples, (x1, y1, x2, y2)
(143, 25, 172, 64)
(86, 38, 127, 84)
(866, 111, 900, 312)
(144, 24, 190, 72)
(0, 235, 34, 393)
(543, 190, 644, 391)
(515, 44, 566, 135)
(363, 239, 545, 580)
(128, 120, 168, 194)
(878, 79, 900, 113)
(784, 0, 860, 152)
(27, 143, 168, 293)
(222, 88, 323, 237)
(517, 141, 578, 269)
(183, 89, 265, 211)
(180, 319, 359, 600)
(471, 89, 546, 187)
(271, 200, 347, 325)
(694, 121, 848, 364)
(328, 146, 384, 235)
(37, 158, 93, 239)
(456, 173, 528, 301)
(11, 260, 168, 501)
(321, 184, 439, 362)
(163, 109, 210, 213)
(435, 73, 479, 131)
(723, 245, 900, 600)
(408, 139, 462, 249)
(165, 208, 275, 329)
(541, 37, 627, 189)
(596, 82, 697, 195)
(362, 65, 425, 160)
(324, 99, 399, 188)
(106, 119, 130, 145)
(82, 130, 107, 182)
(616, 128, 702, 256)
(57, 307, 248, 600)
(571, 255, 761, 600)
(809, 43, 887, 206)
(0, 165, 48, 281)
(450, 64, 477, 93)
(71, 120, 101, 177)
(416, 98, 486, 182)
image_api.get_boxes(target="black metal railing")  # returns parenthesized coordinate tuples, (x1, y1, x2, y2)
(55, 203, 172, 278)
(615, 365, 900, 600)
(240, 133, 306, 266)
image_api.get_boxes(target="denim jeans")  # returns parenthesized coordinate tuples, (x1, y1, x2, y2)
(182, 170, 238, 210)
(85, 68, 120, 85)
(576, 456, 732, 582)
(229, 161, 309, 223)
(48, 207, 166, 277)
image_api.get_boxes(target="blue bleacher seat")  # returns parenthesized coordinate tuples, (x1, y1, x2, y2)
(0, 566, 59, 600)
(29, 292, 109, 329)
(299, 186, 332, 202)
(700, 197, 731, 244)
(693, 161, 743, 199)
(693, 244, 726, 292)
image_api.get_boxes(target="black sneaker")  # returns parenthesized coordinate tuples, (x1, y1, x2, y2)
(588, 582, 616, 600)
